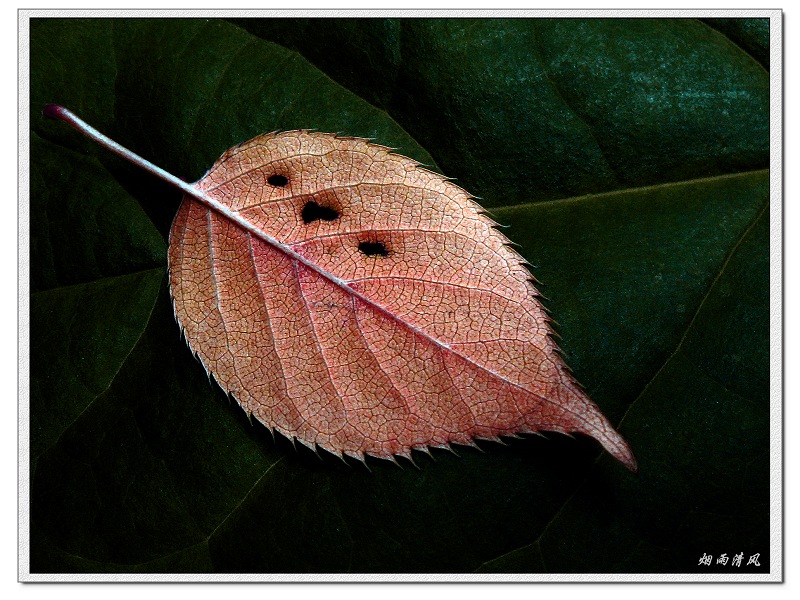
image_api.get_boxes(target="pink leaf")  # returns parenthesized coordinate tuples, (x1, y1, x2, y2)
(46, 106, 637, 471)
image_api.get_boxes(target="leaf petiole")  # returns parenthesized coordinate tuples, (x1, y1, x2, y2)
(42, 105, 298, 271)
(43, 104, 357, 291)
(43, 105, 200, 197)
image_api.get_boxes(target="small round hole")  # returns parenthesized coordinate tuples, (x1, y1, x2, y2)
(268, 174, 289, 187)
(358, 241, 389, 257)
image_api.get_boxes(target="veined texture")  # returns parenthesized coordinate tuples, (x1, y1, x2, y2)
(167, 131, 636, 470)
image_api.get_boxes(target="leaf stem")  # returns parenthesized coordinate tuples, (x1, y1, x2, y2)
(42, 104, 354, 290)
(43, 104, 200, 196)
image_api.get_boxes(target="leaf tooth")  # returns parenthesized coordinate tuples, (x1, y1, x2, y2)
(529, 284, 549, 303)
(479, 434, 509, 445)
(310, 445, 325, 461)
(414, 165, 448, 179)
(342, 449, 365, 464)
(403, 454, 422, 470)
(455, 439, 485, 453)
(525, 429, 548, 439)
(546, 315, 561, 328)
(414, 445, 436, 462)
(295, 437, 317, 453)
(265, 427, 277, 444)
(381, 453, 404, 469)
(470, 440, 487, 453)
(196, 354, 212, 383)
(435, 443, 460, 458)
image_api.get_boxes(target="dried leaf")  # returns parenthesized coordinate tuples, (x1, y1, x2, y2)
(46, 107, 636, 470)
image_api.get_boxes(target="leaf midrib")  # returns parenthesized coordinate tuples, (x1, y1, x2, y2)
(490, 168, 769, 214)
(32, 267, 166, 461)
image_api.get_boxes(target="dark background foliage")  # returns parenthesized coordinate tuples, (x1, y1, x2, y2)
(28, 17, 771, 575)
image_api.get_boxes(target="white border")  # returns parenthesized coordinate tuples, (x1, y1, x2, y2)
(17, 7, 783, 585)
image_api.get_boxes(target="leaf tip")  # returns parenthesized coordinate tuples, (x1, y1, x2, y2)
(593, 424, 639, 472)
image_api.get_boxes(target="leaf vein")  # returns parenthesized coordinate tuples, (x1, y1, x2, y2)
(615, 199, 769, 430)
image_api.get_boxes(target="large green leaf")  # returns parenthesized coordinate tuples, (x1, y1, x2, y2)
(28, 18, 771, 575)
(232, 18, 768, 205)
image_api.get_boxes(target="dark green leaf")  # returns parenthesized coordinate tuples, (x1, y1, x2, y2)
(233, 18, 768, 205)
(702, 18, 771, 70)
(28, 17, 770, 575)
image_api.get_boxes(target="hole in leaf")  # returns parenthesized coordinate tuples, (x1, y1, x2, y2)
(302, 201, 340, 224)
(268, 174, 289, 187)
(358, 241, 389, 257)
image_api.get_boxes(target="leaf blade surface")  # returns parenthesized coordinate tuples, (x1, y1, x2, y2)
(168, 131, 635, 466)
